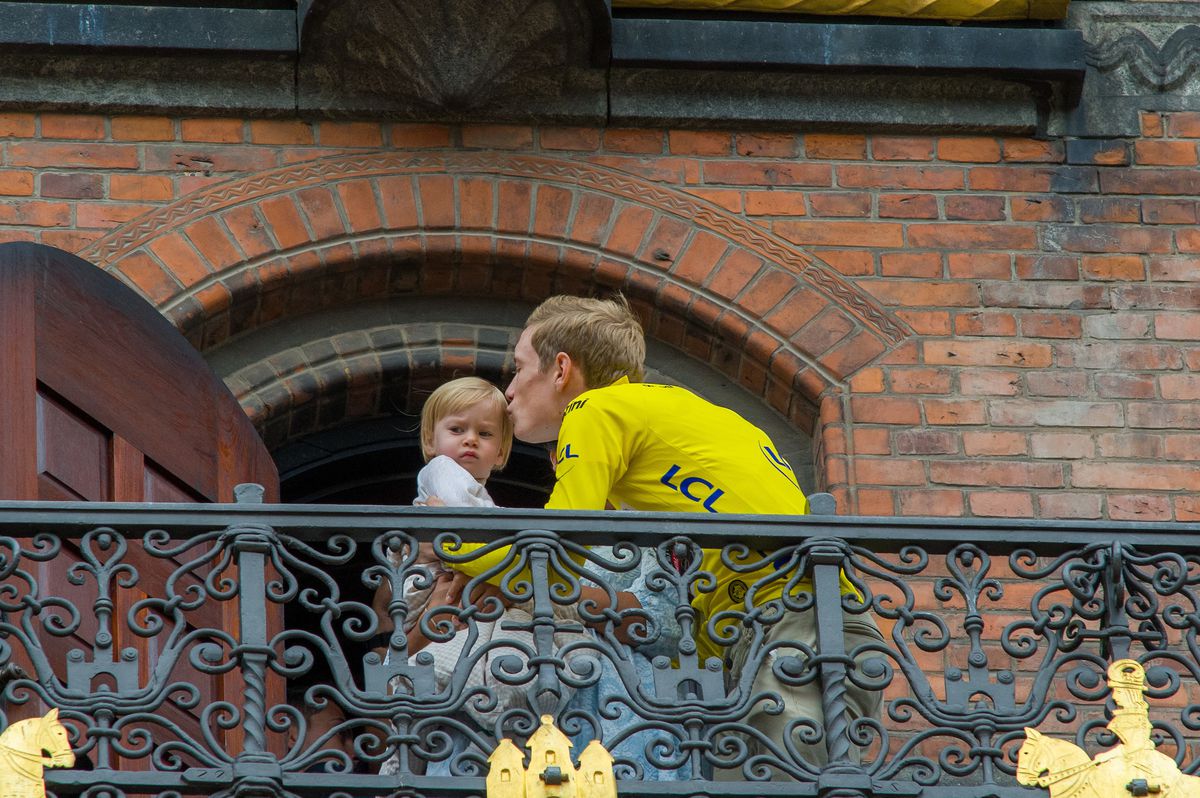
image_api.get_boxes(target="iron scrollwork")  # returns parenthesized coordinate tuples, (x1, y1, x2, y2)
(0, 503, 1193, 798)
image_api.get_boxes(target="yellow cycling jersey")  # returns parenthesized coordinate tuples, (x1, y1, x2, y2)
(545, 378, 855, 663)
(546, 378, 808, 515)
(447, 377, 856, 664)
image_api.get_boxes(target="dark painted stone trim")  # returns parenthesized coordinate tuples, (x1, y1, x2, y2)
(0, 2, 295, 52)
(611, 16, 1085, 84)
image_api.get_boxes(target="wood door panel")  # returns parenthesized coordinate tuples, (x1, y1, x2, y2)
(37, 473, 86, 502)
(36, 388, 110, 502)
(32, 257, 219, 500)
(0, 264, 36, 498)
(0, 242, 282, 761)
(144, 461, 205, 504)
(0, 242, 278, 499)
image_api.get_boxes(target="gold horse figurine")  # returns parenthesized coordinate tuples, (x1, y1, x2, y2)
(1018, 660, 1200, 798)
(0, 709, 75, 798)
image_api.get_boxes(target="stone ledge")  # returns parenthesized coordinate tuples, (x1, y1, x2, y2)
(612, 16, 1085, 82)
(0, 3, 295, 52)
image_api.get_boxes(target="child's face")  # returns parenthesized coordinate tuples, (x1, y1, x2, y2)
(429, 402, 507, 482)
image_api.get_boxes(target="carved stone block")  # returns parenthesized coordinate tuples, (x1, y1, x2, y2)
(297, 0, 608, 121)
(1062, 2, 1200, 136)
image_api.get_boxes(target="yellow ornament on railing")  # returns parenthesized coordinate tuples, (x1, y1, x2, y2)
(487, 715, 617, 798)
(0, 709, 75, 798)
(1017, 660, 1200, 798)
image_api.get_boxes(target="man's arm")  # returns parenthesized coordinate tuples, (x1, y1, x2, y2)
(550, 398, 648, 641)
(544, 395, 628, 510)
(442, 396, 626, 581)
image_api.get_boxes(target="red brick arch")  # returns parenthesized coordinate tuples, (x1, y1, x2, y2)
(224, 318, 522, 450)
(81, 151, 913, 503)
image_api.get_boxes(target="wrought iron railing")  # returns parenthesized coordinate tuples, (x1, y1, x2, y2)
(0, 490, 1198, 798)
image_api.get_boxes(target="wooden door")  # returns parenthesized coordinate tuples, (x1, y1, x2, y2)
(0, 242, 281, 763)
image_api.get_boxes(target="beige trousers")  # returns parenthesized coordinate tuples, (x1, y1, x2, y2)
(716, 606, 885, 778)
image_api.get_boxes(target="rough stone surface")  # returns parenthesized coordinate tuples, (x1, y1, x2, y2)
(0, 53, 295, 115)
(1062, 1, 1200, 137)
(610, 69, 1042, 133)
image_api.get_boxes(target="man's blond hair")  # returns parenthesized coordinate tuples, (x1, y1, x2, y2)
(419, 377, 513, 468)
(525, 295, 646, 388)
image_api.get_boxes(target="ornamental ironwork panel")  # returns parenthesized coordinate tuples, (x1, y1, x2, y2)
(0, 499, 1195, 798)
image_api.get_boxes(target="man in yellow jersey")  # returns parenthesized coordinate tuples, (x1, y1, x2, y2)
(498, 294, 884, 770)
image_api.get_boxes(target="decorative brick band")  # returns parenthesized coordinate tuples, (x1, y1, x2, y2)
(80, 152, 903, 344)
(82, 151, 910, 385)
(226, 320, 518, 449)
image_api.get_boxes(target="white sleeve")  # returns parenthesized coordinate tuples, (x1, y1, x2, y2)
(414, 455, 497, 507)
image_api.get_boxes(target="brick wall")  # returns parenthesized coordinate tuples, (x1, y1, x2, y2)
(1, 112, 1197, 521)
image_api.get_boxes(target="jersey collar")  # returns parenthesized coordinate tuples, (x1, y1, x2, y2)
(566, 376, 630, 413)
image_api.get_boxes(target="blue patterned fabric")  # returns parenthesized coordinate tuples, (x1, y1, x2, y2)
(566, 546, 691, 781)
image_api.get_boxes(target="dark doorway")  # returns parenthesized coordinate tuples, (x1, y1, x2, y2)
(273, 413, 555, 769)
(274, 416, 554, 507)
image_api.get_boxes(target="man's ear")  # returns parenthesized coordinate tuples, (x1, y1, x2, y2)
(552, 352, 573, 390)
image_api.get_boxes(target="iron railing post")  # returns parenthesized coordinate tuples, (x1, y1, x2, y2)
(809, 539, 871, 796)
(1105, 541, 1132, 662)
(524, 531, 565, 717)
(227, 483, 284, 798)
